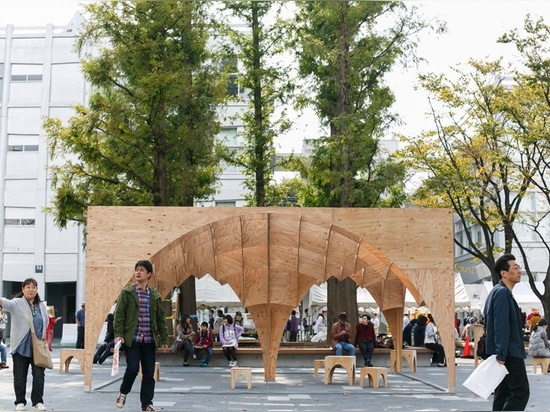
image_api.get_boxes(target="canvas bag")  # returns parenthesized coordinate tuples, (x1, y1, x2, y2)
(26, 308, 53, 369)
(463, 354, 508, 399)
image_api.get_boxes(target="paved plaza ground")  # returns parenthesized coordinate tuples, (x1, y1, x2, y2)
(0, 346, 549, 411)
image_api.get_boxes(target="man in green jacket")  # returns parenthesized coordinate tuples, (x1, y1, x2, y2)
(114, 260, 169, 412)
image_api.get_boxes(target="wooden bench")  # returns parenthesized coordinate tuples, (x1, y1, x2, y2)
(359, 367, 388, 388)
(533, 357, 550, 375)
(390, 349, 417, 372)
(313, 359, 325, 377)
(138, 361, 160, 381)
(152, 345, 437, 368)
(324, 356, 356, 385)
(59, 348, 85, 374)
(230, 367, 252, 389)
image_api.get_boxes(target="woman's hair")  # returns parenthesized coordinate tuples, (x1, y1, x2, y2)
(15, 278, 42, 305)
(224, 314, 234, 325)
(537, 318, 548, 328)
(181, 314, 190, 324)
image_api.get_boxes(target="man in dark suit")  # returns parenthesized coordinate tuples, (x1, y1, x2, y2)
(484, 253, 529, 411)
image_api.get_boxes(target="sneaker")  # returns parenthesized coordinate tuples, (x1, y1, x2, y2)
(142, 405, 157, 411)
(116, 393, 127, 408)
(15, 404, 25, 411)
(32, 404, 46, 411)
(183, 362, 190, 367)
(232, 361, 238, 367)
(0, 362, 9, 368)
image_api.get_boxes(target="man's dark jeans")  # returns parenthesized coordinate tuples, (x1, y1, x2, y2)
(358, 339, 374, 363)
(119, 342, 156, 409)
(493, 356, 529, 411)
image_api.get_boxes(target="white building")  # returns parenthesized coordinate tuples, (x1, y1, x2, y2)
(0, 14, 249, 336)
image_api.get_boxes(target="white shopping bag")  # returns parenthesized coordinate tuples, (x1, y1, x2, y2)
(111, 341, 122, 377)
(463, 355, 508, 399)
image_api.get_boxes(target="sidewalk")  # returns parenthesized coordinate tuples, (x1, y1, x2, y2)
(0, 347, 547, 411)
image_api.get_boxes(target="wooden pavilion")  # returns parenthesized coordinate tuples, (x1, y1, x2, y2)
(83, 207, 456, 392)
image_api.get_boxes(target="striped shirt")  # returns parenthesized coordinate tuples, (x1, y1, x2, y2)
(133, 284, 153, 344)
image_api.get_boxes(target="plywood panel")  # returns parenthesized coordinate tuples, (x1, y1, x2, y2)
(85, 207, 455, 392)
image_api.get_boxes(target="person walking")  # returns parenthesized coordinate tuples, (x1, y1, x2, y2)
(0, 278, 48, 411)
(114, 260, 169, 412)
(484, 253, 530, 411)
(46, 306, 62, 352)
(75, 303, 85, 349)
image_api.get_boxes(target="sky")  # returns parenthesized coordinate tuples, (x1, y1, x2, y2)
(1, 0, 549, 152)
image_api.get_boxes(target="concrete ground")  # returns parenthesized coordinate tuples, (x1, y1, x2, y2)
(0, 346, 548, 411)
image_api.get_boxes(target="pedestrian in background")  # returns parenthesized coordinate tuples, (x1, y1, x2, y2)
(75, 303, 85, 349)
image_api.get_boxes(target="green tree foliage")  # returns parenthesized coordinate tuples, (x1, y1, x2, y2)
(222, 1, 292, 206)
(44, 0, 227, 228)
(291, 1, 434, 334)
(398, 16, 550, 316)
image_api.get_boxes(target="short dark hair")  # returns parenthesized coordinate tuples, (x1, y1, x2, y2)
(16, 278, 42, 304)
(135, 260, 153, 274)
(201, 321, 209, 327)
(495, 254, 516, 279)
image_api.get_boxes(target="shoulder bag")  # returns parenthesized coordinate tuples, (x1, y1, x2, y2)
(26, 307, 53, 369)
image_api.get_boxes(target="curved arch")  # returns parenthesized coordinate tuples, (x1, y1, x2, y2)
(84, 206, 455, 392)
(150, 212, 423, 380)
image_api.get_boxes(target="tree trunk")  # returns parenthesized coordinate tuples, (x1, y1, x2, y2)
(326, 277, 359, 345)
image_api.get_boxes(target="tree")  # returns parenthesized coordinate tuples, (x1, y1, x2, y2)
(292, 1, 433, 334)
(398, 26, 550, 317)
(222, 1, 292, 207)
(44, 0, 227, 314)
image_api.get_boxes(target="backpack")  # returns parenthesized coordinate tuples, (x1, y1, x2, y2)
(302, 317, 308, 328)
(476, 333, 489, 360)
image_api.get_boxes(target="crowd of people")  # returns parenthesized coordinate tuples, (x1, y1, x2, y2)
(0, 254, 544, 411)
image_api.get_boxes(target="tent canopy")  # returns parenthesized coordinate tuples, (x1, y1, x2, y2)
(310, 273, 470, 309)
(195, 274, 241, 308)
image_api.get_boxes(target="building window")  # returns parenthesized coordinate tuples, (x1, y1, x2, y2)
(215, 201, 236, 207)
(8, 145, 39, 152)
(11, 74, 43, 82)
(0, 63, 3, 100)
(5, 218, 35, 226)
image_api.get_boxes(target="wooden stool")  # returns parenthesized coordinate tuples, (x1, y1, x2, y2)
(359, 367, 388, 388)
(59, 349, 85, 374)
(230, 367, 252, 389)
(139, 361, 160, 381)
(390, 349, 417, 372)
(533, 357, 550, 374)
(313, 359, 325, 377)
(324, 356, 356, 385)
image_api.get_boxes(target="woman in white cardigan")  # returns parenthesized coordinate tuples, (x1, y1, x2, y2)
(0, 278, 48, 411)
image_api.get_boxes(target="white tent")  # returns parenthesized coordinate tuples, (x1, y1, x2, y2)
(464, 281, 544, 314)
(310, 273, 471, 309)
(195, 275, 241, 308)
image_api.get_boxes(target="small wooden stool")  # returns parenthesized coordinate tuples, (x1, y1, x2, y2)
(359, 367, 388, 388)
(230, 367, 252, 389)
(390, 349, 417, 372)
(533, 357, 550, 374)
(324, 356, 356, 385)
(59, 349, 85, 374)
(313, 359, 325, 377)
(139, 361, 160, 381)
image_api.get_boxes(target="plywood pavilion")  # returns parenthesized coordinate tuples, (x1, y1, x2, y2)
(83, 207, 456, 392)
